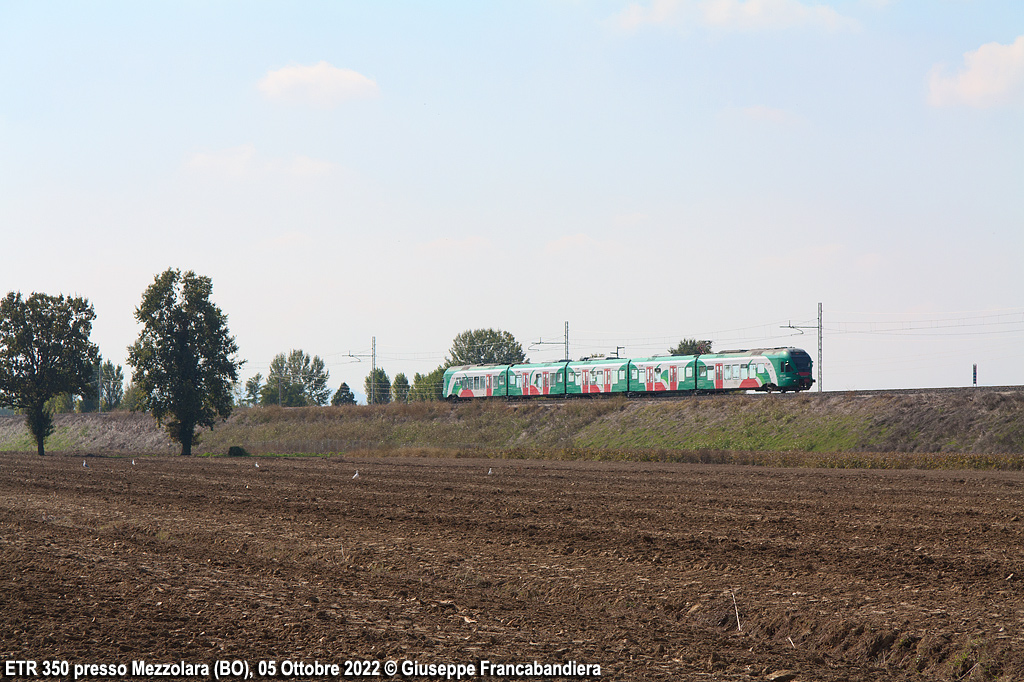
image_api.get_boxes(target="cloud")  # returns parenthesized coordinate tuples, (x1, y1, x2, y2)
(186, 144, 337, 179)
(615, 0, 858, 32)
(258, 61, 379, 108)
(928, 35, 1024, 108)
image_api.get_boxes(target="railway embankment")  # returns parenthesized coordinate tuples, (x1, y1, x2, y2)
(2, 388, 1024, 464)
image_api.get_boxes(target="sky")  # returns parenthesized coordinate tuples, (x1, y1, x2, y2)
(1, 0, 1022, 399)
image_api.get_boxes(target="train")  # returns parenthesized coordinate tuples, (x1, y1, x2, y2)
(442, 347, 814, 400)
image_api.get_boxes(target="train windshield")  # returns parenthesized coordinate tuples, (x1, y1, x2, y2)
(789, 352, 812, 372)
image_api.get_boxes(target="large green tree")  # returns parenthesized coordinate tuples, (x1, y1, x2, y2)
(259, 350, 331, 406)
(0, 292, 100, 456)
(365, 368, 391, 404)
(668, 338, 713, 356)
(446, 328, 527, 367)
(409, 365, 445, 402)
(127, 269, 242, 456)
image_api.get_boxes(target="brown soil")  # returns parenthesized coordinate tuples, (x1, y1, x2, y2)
(2, 453, 1023, 680)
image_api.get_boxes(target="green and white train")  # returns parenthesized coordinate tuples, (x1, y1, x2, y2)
(443, 347, 814, 400)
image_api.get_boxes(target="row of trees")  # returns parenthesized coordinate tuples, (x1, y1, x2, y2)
(0, 270, 242, 457)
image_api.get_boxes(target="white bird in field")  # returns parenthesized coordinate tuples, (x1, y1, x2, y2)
(82, 460, 88, 468)
(352, 470, 360, 479)
(488, 468, 493, 475)
(255, 461, 260, 469)
(131, 459, 135, 466)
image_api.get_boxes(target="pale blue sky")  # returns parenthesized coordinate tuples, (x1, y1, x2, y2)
(2, 1, 1022, 397)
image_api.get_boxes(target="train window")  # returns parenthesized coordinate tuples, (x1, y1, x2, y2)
(632, 369, 638, 380)
(618, 369, 625, 381)
(699, 366, 707, 377)
(740, 365, 748, 380)
(498, 375, 504, 385)
(781, 361, 791, 372)
(686, 366, 693, 378)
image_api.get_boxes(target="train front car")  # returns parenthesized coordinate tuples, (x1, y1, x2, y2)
(699, 348, 814, 393)
(769, 347, 814, 392)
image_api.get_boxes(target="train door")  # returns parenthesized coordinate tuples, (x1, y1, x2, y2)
(486, 374, 492, 397)
(715, 363, 723, 390)
(542, 371, 549, 395)
(645, 366, 654, 391)
(604, 367, 612, 392)
(669, 365, 677, 390)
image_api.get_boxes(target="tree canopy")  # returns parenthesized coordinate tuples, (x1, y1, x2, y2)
(259, 350, 331, 406)
(668, 338, 713, 356)
(365, 368, 391, 404)
(331, 382, 356, 406)
(127, 269, 242, 456)
(243, 373, 263, 407)
(409, 365, 445, 402)
(0, 292, 100, 455)
(446, 328, 527, 367)
(121, 381, 146, 412)
(392, 372, 410, 403)
(99, 359, 124, 411)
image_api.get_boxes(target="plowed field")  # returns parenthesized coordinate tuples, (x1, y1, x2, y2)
(2, 452, 1023, 681)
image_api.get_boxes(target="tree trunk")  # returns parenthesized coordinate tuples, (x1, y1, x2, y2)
(26, 403, 51, 456)
(180, 426, 193, 456)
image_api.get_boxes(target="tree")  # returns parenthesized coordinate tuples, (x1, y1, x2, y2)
(121, 381, 146, 412)
(100, 359, 124, 411)
(77, 361, 100, 413)
(365, 368, 391, 404)
(392, 373, 410, 403)
(446, 328, 527, 367)
(259, 350, 331, 406)
(127, 269, 242, 456)
(243, 373, 263, 407)
(668, 338, 713, 356)
(331, 382, 356, 405)
(409, 365, 445, 402)
(0, 292, 100, 456)
(45, 392, 76, 414)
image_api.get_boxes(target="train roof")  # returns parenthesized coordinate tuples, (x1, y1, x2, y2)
(713, 347, 808, 356)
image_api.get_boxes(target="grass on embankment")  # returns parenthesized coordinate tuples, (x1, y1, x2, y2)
(2, 390, 1024, 469)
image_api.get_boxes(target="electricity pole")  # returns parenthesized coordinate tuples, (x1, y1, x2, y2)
(818, 302, 822, 392)
(345, 340, 379, 405)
